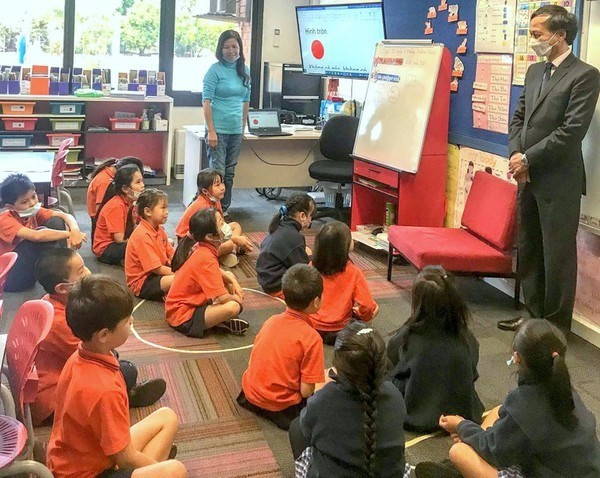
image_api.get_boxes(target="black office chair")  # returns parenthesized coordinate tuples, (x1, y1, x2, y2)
(309, 115, 359, 222)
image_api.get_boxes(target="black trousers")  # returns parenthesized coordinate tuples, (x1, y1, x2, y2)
(237, 390, 306, 431)
(518, 183, 580, 330)
(289, 416, 310, 460)
(5, 217, 67, 292)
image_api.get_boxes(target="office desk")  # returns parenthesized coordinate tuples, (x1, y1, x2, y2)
(183, 125, 323, 205)
(0, 152, 54, 206)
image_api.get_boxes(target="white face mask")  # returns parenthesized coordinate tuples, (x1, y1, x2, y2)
(221, 222, 233, 241)
(530, 33, 557, 57)
(223, 55, 240, 64)
(16, 202, 42, 218)
(127, 188, 142, 200)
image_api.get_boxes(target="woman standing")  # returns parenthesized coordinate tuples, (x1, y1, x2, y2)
(203, 30, 251, 217)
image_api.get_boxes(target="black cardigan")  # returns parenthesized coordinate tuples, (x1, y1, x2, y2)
(387, 324, 484, 432)
(458, 378, 600, 477)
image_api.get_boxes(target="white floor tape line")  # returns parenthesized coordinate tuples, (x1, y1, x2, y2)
(130, 287, 286, 355)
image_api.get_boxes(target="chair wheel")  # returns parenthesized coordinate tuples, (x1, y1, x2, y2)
(263, 187, 282, 199)
(255, 188, 265, 196)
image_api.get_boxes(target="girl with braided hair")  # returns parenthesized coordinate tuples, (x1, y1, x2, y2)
(256, 192, 316, 298)
(289, 322, 410, 478)
(417, 319, 600, 478)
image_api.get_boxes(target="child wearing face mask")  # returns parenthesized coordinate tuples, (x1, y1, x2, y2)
(166, 208, 248, 337)
(31, 249, 166, 427)
(256, 192, 316, 299)
(0, 173, 86, 292)
(175, 169, 253, 267)
(93, 164, 144, 265)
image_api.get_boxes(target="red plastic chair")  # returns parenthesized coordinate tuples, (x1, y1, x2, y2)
(0, 252, 18, 321)
(0, 300, 54, 477)
(387, 171, 520, 307)
(48, 138, 75, 216)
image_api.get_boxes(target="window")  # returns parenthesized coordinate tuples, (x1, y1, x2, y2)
(74, 0, 160, 90)
(0, 0, 64, 67)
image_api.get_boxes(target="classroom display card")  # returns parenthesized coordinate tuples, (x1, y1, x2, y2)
(513, 0, 576, 85)
(475, 0, 517, 53)
(472, 54, 512, 134)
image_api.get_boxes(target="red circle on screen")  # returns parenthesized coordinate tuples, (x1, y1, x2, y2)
(311, 40, 324, 60)
(253, 119, 258, 125)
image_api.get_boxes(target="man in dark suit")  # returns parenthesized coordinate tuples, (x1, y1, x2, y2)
(498, 5, 600, 332)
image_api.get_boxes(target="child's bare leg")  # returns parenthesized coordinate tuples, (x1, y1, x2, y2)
(481, 405, 501, 429)
(131, 460, 187, 478)
(159, 275, 175, 293)
(449, 442, 497, 478)
(130, 407, 179, 462)
(204, 301, 241, 329)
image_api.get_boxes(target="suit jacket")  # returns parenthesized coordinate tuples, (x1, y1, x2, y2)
(509, 53, 600, 197)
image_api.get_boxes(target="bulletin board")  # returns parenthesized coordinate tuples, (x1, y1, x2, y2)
(382, 0, 516, 157)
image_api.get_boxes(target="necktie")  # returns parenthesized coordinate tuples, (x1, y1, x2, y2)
(540, 62, 553, 94)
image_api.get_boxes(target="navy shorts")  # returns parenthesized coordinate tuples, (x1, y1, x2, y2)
(138, 274, 164, 301)
(97, 468, 134, 478)
(172, 302, 210, 338)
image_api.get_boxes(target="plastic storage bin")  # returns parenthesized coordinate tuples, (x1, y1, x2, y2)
(0, 101, 36, 115)
(109, 117, 142, 131)
(2, 117, 39, 131)
(66, 149, 80, 163)
(49, 118, 84, 131)
(46, 133, 82, 147)
(0, 134, 33, 148)
(50, 102, 85, 115)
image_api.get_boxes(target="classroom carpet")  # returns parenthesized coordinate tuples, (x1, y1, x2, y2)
(3, 183, 600, 478)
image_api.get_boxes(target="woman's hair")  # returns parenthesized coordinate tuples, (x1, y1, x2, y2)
(96, 164, 140, 239)
(215, 30, 250, 86)
(312, 221, 352, 275)
(395, 265, 471, 352)
(172, 208, 219, 272)
(513, 319, 576, 428)
(333, 322, 387, 477)
(194, 169, 223, 201)
(90, 156, 143, 179)
(268, 192, 316, 234)
(137, 188, 168, 221)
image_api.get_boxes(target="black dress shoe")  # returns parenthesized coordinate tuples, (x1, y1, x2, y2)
(128, 378, 167, 408)
(497, 317, 527, 332)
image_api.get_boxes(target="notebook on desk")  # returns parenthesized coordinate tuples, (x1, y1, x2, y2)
(247, 109, 293, 137)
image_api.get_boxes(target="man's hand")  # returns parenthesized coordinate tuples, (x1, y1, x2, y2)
(207, 131, 218, 148)
(508, 152, 529, 177)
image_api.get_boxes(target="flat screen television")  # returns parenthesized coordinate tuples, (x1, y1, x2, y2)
(295, 2, 385, 79)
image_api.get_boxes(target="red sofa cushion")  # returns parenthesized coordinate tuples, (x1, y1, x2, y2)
(388, 226, 513, 274)
(461, 172, 517, 251)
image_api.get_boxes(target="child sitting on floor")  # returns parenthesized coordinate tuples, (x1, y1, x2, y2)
(125, 188, 175, 300)
(46, 275, 187, 478)
(310, 221, 379, 345)
(256, 193, 316, 298)
(175, 169, 253, 267)
(32, 249, 167, 427)
(238, 264, 325, 430)
(0, 173, 86, 292)
(289, 322, 410, 478)
(93, 164, 144, 265)
(418, 319, 600, 478)
(387, 266, 484, 433)
(166, 208, 247, 337)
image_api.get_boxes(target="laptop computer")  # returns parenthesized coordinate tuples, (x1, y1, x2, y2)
(247, 109, 293, 137)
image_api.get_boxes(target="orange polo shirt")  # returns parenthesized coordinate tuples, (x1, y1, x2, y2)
(165, 242, 227, 327)
(0, 207, 53, 256)
(93, 195, 131, 256)
(86, 167, 115, 217)
(47, 345, 130, 478)
(31, 294, 79, 426)
(310, 260, 377, 332)
(242, 308, 324, 411)
(125, 219, 174, 296)
(175, 194, 222, 238)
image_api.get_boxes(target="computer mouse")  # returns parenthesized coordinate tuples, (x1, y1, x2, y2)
(371, 226, 384, 235)
(314, 125, 322, 130)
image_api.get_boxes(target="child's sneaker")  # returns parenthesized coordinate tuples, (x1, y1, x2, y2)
(128, 378, 167, 408)
(220, 253, 239, 268)
(215, 318, 249, 336)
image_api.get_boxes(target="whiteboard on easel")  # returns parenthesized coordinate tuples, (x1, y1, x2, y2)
(353, 41, 443, 173)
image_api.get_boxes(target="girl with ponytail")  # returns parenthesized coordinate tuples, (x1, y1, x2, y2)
(256, 192, 316, 298)
(420, 319, 600, 478)
(93, 164, 144, 265)
(289, 322, 410, 478)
